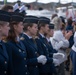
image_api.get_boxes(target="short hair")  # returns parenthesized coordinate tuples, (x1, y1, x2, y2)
(1, 5, 13, 12)
(38, 23, 47, 30)
(23, 23, 34, 32)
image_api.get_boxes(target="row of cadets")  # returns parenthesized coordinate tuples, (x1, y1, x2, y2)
(5, 12, 29, 75)
(20, 15, 47, 75)
(0, 10, 11, 75)
(20, 16, 65, 75)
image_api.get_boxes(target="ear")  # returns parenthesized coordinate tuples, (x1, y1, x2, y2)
(41, 26, 44, 30)
(0, 25, 2, 31)
(13, 24, 17, 30)
(27, 26, 31, 31)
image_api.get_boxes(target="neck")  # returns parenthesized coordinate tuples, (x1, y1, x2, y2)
(39, 30, 44, 35)
(24, 31, 33, 37)
(15, 32, 19, 38)
(46, 35, 50, 39)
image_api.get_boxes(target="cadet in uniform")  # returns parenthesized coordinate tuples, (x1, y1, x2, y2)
(45, 23, 57, 53)
(21, 15, 47, 75)
(0, 10, 11, 75)
(37, 17, 61, 75)
(6, 12, 29, 75)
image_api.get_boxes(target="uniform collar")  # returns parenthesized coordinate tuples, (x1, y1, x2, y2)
(39, 33, 45, 38)
(0, 40, 1, 42)
(23, 32, 32, 39)
(46, 37, 50, 42)
(16, 36, 20, 42)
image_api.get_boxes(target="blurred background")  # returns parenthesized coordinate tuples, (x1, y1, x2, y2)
(0, 0, 76, 20)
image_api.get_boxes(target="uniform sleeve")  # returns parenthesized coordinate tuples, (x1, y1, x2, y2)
(46, 57, 53, 64)
(5, 43, 14, 75)
(27, 58, 38, 66)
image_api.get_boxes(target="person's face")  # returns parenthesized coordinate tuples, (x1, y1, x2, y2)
(8, 9, 13, 12)
(48, 29, 54, 37)
(42, 24, 49, 34)
(29, 23, 38, 36)
(14, 22, 23, 35)
(0, 22, 10, 37)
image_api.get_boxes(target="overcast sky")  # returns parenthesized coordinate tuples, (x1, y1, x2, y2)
(0, 0, 76, 4)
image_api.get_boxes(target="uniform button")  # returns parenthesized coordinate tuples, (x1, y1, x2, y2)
(36, 66, 38, 68)
(47, 54, 49, 56)
(19, 49, 21, 52)
(46, 49, 48, 51)
(26, 72, 28, 74)
(35, 52, 37, 54)
(4, 71, 7, 74)
(5, 61, 7, 64)
(23, 51, 25, 53)
(24, 58, 26, 60)
(25, 65, 27, 67)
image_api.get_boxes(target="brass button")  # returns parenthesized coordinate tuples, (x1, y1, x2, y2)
(23, 51, 25, 53)
(35, 52, 37, 54)
(4, 71, 7, 74)
(5, 61, 7, 64)
(36, 66, 38, 68)
(46, 49, 48, 51)
(26, 72, 27, 74)
(25, 65, 27, 67)
(19, 49, 21, 52)
(24, 58, 26, 60)
(47, 54, 49, 56)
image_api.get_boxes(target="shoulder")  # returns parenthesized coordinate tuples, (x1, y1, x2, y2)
(20, 37, 25, 41)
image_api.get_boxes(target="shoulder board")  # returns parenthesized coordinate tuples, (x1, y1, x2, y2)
(20, 37, 25, 40)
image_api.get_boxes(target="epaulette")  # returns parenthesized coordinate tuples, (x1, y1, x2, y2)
(2, 40, 8, 43)
(20, 37, 25, 40)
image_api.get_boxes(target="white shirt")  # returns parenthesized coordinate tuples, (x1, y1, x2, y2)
(16, 36, 20, 42)
(39, 33, 45, 38)
(46, 37, 50, 42)
(23, 32, 32, 39)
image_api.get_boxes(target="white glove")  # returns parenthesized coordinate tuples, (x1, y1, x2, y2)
(53, 53, 65, 59)
(37, 55, 47, 65)
(42, 58, 47, 65)
(53, 59, 60, 66)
